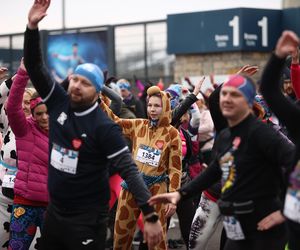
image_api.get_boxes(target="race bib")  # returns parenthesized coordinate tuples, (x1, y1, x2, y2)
(223, 216, 245, 240)
(284, 188, 300, 223)
(51, 143, 79, 174)
(2, 174, 15, 188)
(136, 144, 161, 167)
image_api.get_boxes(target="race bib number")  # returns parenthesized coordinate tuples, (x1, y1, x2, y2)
(223, 216, 245, 240)
(284, 188, 300, 223)
(136, 144, 161, 167)
(51, 143, 79, 174)
(2, 174, 15, 188)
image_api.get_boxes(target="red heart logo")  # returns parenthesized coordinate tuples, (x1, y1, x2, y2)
(155, 140, 164, 149)
(72, 139, 82, 150)
(232, 137, 241, 149)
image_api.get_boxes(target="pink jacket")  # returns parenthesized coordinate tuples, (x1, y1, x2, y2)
(6, 68, 49, 203)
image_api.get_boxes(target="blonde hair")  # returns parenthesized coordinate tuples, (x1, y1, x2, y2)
(24, 87, 35, 97)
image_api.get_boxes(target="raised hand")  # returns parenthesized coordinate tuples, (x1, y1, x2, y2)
(193, 76, 205, 96)
(291, 46, 299, 65)
(236, 65, 259, 76)
(19, 58, 27, 72)
(0, 67, 9, 82)
(275, 30, 300, 59)
(28, 0, 51, 29)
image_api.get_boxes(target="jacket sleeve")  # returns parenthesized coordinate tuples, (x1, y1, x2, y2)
(254, 123, 295, 177)
(6, 68, 30, 138)
(168, 129, 183, 192)
(24, 27, 66, 107)
(291, 63, 300, 99)
(179, 157, 221, 200)
(99, 101, 136, 139)
(171, 93, 198, 127)
(109, 149, 155, 216)
(208, 84, 228, 134)
(189, 103, 201, 132)
(260, 53, 300, 143)
(101, 85, 122, 116)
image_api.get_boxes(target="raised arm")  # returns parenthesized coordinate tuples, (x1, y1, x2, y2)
(291, 47, 300, 99)
(99, 101, 136, 139)
(171, 77, 205, 127)
(101, 85, 122, 115)
(189, 103, 201, 135)
(6, 61, 30, 138)
(260, 31, 300, 141)
(24, 0, 55, 99)
(208, 84, 228, 134)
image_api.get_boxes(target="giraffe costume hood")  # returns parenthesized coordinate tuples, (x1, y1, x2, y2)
(146, 86, 172, 127)
(100, 86, 182, 250)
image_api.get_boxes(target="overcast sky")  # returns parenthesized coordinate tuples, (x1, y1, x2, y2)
(1, 0, 282, 35)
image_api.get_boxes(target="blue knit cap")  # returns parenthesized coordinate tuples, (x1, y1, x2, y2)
(74, 63, 104, 92)
(117, 80, 131, 91)
(165, 84, 182, 110)
(223, 74, 256, 106)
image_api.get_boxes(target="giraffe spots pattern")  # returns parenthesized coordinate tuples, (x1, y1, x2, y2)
(170, 173, 180, 190)
(172, 155, 181, 170)
(118, 206, 129, 220)
(137, 126, 146, 137)
(115, 221, 127, 235)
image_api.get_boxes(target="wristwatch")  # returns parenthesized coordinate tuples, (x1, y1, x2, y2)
(145, 212, 159, 223)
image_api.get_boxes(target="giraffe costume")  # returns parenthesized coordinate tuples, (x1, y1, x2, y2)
(101, 86, 182, 249)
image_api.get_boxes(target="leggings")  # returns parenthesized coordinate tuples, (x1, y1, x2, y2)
(189, 193, 222, 250)
(176, 196, 196, 248)
(9, 204, 46, 250)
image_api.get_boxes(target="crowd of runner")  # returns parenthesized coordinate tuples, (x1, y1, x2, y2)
(0, 1, 300, 250)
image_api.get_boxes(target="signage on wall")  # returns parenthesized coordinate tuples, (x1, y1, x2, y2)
(282, 8, 300, 35)
(167, 8, 281, 54)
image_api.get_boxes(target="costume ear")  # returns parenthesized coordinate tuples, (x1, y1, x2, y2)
(165, 92, 171, 99)
(147, 86, 161, 96)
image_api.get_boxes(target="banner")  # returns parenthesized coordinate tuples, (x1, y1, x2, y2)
(47, 30, 108, 81)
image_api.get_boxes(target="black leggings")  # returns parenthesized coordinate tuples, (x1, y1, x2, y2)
(176, 196, 196, 248)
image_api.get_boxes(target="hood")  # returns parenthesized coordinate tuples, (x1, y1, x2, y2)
(147, 86, 172, 127)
